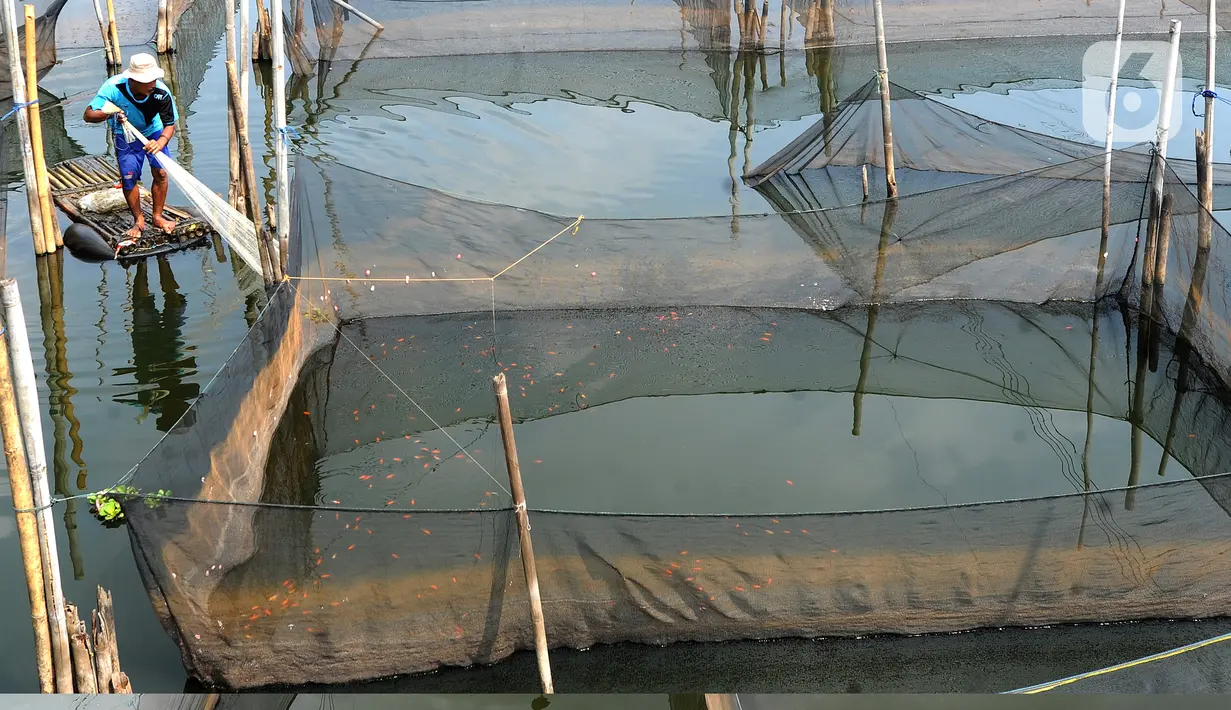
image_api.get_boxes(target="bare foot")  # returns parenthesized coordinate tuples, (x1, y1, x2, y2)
(123, 222, 144, 239)
(152, 215, 177, 235)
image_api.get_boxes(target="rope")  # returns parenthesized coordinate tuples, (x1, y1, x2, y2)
(1190, 87, 1231, 116)
(0, 99, 37, 123)
(277, 125, 301, 146)
(1007, 630, 1231, 693)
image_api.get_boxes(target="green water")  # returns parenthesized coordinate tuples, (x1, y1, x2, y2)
(5, 11, 1231, 692)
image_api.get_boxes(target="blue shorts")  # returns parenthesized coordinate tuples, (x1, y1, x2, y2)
(115, 133, 169, 191)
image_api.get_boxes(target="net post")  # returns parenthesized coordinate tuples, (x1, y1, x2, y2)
(492, 372, 554, 695)
(2, 0, 47, 256)
(271, 0, 290, 275)
(1203, 0, 1216, 214)
(225, 58, 276, 284)
(872, 0, 897, 198)
(24, 3, 58, 252)
(225, 0, 243, 212)
(0, 304, 55, 692)
(156, 0, 169, 53)
(1, 278, 71, 692)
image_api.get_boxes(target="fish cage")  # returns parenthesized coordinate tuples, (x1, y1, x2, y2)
(114, 133, 1231, 688)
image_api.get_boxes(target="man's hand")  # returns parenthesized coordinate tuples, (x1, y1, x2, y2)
(143, 136, 166, 154)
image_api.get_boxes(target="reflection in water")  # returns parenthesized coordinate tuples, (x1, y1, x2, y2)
(113, 256, 199, 432)
(37, 251, 87, 578)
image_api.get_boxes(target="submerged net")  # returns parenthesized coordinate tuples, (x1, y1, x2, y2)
(114, 128, 1231, 687)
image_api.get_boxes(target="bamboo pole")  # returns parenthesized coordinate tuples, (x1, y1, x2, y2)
(2, 0, 46, 255)
(226, 59, 277, 284)
(106, 0, 121, 67)
(90, 0, 114, 65)
(226, 0, 242, 211)
(0, 311, 54, 692)
(330, 0, 383, 32)
(492, 372, 553, 695)
(871, 0, 897, 197)
(255, 0, 272, 60)
(241, 0, 251, 121)
(98, 587, 125, 692)
(271, 0, 290, 275)
(1202, 0, 1216, 215)
(1153, 192, 1173, 293)
(1, 278, 71, 692)
(704, 696, 740, 710)
(25, 4, 57, 252)
(66, 604, 97, 693)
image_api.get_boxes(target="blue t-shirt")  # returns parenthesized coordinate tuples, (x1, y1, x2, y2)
(88, 75, 178, 139)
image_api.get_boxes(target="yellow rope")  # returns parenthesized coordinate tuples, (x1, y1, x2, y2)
(1013, 630, 1231, 693)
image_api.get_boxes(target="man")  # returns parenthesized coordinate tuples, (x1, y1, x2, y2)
(83, 53, 179, 239)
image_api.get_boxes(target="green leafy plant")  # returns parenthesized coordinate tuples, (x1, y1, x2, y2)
(88, 486, 171, 527)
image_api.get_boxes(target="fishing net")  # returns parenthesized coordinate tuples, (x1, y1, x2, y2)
(119, 119, 263, 272)
(112, 129, 1231, 689)
(280, 0, 1203, 62)
(0, 0, 66, 97)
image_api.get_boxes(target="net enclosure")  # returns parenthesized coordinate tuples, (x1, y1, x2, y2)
(111, 102, 1231, 690)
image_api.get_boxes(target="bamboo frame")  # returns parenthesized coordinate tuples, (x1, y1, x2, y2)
(226, 0, 243, 211)
(25, 4, 57, 252)
(493, 372, 554, 694)
(90, 0, 114, 65)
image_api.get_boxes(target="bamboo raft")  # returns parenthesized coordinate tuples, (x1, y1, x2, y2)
(48, 155, 214, 262)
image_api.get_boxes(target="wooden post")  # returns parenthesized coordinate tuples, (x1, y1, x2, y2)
(2, 0, 47, 256)
(106, 0, 121, 67)
(271, 0, 290, 274)
(65, 604, 97, 693)
(492, 372, 554, 695)
(226, 0, 243, 211)
(1153, 193, 1173, 292)
(861, 164, 869, 201)
(0, 312, 55, 692)
(330, 0, 383, 32)
(25, 4, 57, 252)
(226, 59, 276, 284)
(1202, 0, 1216, 214)
(1, 279, 71, 692)
(92, 587, 126, 692)
(156, 0, 168, 53)
(872, 0, 897, 197)
(255, 0, 273, 60)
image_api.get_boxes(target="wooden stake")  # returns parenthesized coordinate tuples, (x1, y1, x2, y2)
(65, 604, 97, 693)
(2, 0, 46, 255)
(492, 372, 553, 695)
(872, 0, 897, 197)
(255, 0, 272, 60)
(90, 0, 114, 65)
(240, 0, 251, 117)
(1, 279, 70, 692)
(861, 164, 869, 201)
(0, 311, 54, 692)
(1153, 192, 1173, 291)
(330, 0, 383, 32)
(25, 4, 57, 252)
(91, 607, 113, 692)
(226, 59, 276, 284)
(271, 0, 290, 274)
(106, 0, 121, 67)
(94, 587, 124, 692)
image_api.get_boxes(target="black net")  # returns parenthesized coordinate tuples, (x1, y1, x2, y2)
(116, 140, 1231, 688)
(280, 0, 1202, 62)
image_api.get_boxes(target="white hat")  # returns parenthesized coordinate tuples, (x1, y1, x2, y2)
(122, 53, 165, 83)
